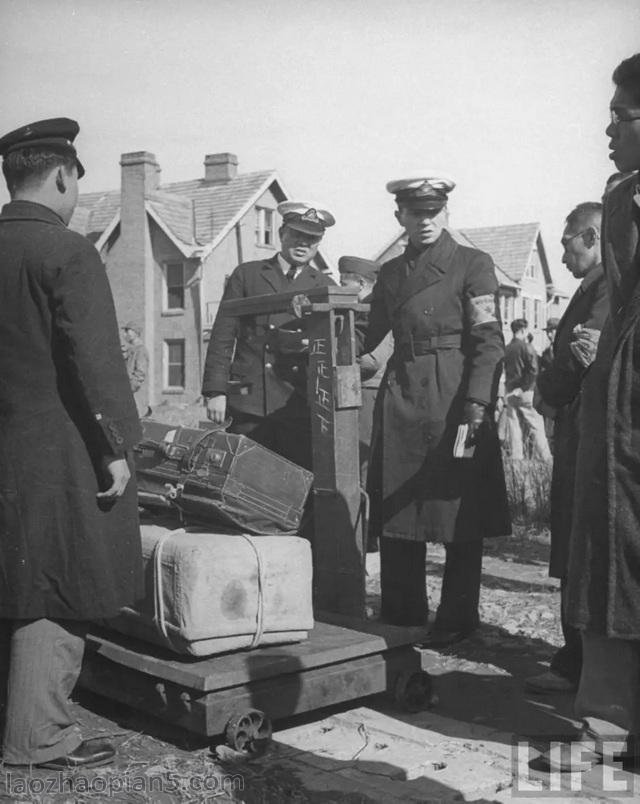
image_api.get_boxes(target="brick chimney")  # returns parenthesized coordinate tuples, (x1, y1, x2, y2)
(204, 153, 238, 183)
(109, 151, 161, 407)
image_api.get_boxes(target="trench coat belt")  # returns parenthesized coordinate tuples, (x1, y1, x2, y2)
(397, 334, 462, 360)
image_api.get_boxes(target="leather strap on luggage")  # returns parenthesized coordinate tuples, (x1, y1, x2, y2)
(151, 528, 266, 650)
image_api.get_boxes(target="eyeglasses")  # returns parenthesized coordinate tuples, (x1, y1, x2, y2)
(561, 229, 587, 248)
(610, 108, 640, 126)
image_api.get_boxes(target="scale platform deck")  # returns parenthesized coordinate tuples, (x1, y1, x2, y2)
(80, 616, 429, 739)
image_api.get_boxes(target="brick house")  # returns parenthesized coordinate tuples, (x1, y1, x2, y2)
(70, 152, 331, 409)
(375, 222, 561, 352)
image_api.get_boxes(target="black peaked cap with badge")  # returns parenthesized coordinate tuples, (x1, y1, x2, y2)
(0, 117, 85, 178)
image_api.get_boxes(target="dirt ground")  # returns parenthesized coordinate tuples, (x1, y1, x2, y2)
(1, 527, 614, 804)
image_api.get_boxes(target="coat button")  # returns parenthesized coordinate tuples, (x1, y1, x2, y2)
(268, 324, 276, 330)
(292, 365, 299, 373)
(115, 435, 124, 445)
(265, 345, 271, 352)
(265, 362, 272, 369)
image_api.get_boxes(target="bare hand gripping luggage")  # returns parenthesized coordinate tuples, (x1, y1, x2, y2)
(134, 420, 313, 535)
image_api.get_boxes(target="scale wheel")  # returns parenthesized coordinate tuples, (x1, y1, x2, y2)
(224, 709, 273, 756)
(394, 670, 433, 713)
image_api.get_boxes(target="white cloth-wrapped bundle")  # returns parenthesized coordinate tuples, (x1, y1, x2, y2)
(108, 524, 314, 656)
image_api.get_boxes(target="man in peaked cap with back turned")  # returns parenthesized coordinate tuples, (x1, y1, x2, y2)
(363, 173, 510, 645)
(0, 119, 143, 768)
(202, 201, 335, 470)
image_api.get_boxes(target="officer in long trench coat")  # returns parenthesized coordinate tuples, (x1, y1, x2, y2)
(0, 119, 143, 767)
(364, 174, 510, 645)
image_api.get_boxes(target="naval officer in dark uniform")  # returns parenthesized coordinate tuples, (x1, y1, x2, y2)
(202, 201, 335, 469)
(364, 174, 511, 645)
(0, 119, 143, 767)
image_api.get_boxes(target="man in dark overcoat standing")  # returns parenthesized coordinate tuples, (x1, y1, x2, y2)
(364, 174, 510, 645)
(525, 202, 607, 696)
(0, 119, 143, 768)
(540, 53, 640, 772)
(202, 201, 335, 469)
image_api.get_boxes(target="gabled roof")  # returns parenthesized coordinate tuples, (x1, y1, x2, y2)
(374, 227, 519, 289)
(70, 170, 286, 254)
(459, 222, 547, 285)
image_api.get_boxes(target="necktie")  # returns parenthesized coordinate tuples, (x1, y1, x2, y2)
(285, 266, 297, 283)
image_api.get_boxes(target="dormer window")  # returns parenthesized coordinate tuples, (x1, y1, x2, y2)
(255, 207, 275, 247)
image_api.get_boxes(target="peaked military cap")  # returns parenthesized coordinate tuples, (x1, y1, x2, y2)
(277, 201, 335, 236)
(338, 255, 379, 284)
(544, 317, 560, 332)
(0, 117, 85, 178)
(386, 173, 456, 211)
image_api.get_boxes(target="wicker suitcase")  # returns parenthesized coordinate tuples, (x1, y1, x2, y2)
(134, 420, 313, 535)
(109, 522, 314, 656)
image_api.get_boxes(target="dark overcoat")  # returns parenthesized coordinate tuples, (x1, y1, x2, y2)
(566, 175, 640, 637)
(202, 255, 334, 418)
(0, 201, 143, 620)
(364, 230, 511, 544)
(536, 265, 608, 578)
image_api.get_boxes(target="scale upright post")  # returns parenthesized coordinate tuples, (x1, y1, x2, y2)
(221, 284, 366, 618)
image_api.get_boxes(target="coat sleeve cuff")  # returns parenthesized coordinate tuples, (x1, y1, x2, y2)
(94, 412, 142, 455)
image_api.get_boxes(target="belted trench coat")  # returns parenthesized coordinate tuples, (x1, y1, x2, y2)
(364, 230, 510, 544)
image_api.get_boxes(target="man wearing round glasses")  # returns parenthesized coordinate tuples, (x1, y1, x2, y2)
(540, 53, 640, 773)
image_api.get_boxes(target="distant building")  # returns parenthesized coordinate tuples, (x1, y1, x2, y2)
(375, 222, 564, 352)
(70, 152, 331, 408)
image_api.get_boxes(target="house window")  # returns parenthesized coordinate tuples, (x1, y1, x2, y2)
(255, 207, 275, 247)
(534, 299, 543, 329)
(525, 261, 536, 279)
(164, 262, 185, 310)
(164, 339, 185, 389)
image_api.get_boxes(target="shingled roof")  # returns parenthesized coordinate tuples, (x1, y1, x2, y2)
(374, 227, 519, 289)
(459, 222, 544, 284)
(70, 169, 283, 251)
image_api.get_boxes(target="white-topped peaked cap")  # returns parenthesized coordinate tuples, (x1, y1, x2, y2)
(277, 201, 336, 235)
(386, 173, 456, 210)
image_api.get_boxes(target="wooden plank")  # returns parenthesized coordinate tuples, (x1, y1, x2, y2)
(80, 644, 422, 738)
(84, 621, 395, 693)
(221, 285, 361, 318)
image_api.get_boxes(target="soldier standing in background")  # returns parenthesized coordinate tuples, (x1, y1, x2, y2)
(0, 118, 143, 768)
(364, 174, 510, 645)
(122, 320, 150, 417)
(503, 318, 552, 461)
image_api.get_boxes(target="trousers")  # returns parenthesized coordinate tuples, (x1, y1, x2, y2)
(379, 537, 483, 628)
(0, 618, 85, 765)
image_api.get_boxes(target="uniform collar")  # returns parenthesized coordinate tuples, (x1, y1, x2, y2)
(0, 199, 66, 227)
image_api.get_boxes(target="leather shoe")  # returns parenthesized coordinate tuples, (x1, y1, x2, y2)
(417, 625, 477, 649)
(37, 739, 115, 770)
(525, 670, 577, 694)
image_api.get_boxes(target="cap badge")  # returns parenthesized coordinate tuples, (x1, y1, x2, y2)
(300, 208, 319, 223)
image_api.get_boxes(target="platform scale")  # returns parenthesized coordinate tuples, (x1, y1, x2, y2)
(80, 285, 432, 755)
